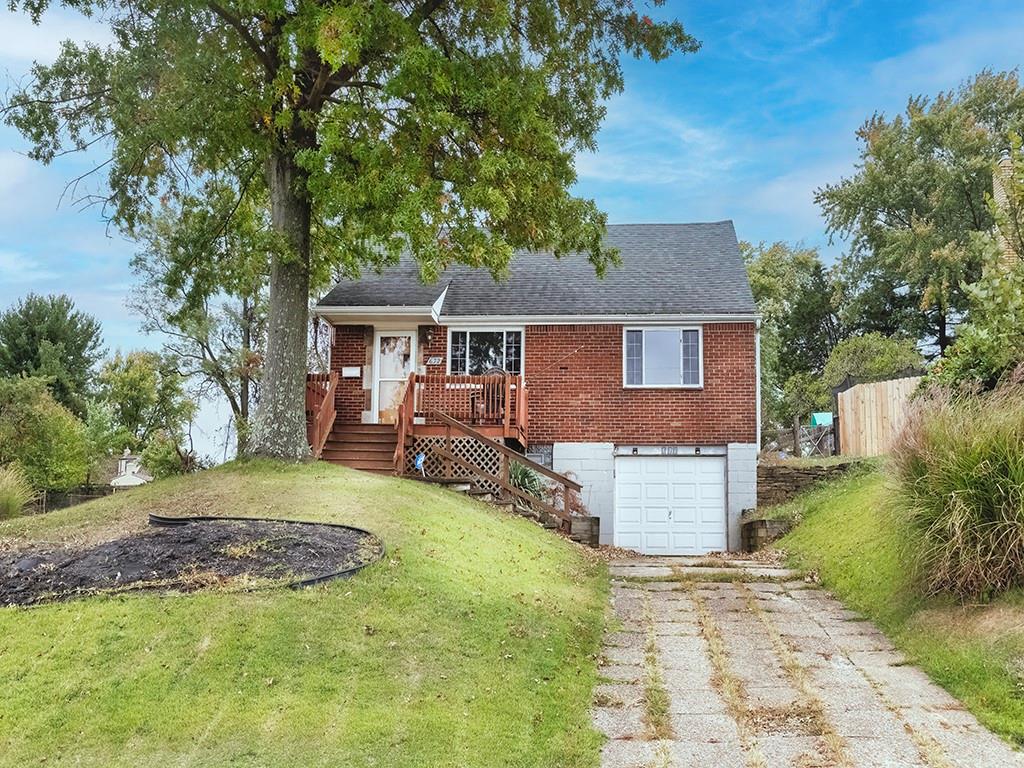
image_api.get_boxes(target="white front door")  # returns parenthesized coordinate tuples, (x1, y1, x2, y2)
(614, 455, 727, 555)
(373, 331, 416, 424)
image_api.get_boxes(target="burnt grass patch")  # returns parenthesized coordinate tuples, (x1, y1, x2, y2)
(1, 518, 383, 606)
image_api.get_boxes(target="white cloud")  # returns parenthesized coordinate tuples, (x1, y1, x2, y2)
(0, 8, 113, 66)
(577, 95, 739, 186)
(869, 21, 1024, 101)
(0, 249, 57, 283)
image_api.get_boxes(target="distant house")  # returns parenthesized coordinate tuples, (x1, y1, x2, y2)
(109, 448, 153, 488)
(306, 222, 760, 555)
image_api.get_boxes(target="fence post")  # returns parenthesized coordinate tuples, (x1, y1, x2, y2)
(444, 423, 452, 479)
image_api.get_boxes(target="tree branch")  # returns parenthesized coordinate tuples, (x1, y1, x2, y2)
(207, 2, 276, 75)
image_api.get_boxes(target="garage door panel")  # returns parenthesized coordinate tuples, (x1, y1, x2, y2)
(644, 483, 670, 501)
(643, 532, 670, 553)
(671, 483, 696, 501)
(699, 532, 726, 551)
(643, 506, 671, 524)
(615, 455, 727, 556)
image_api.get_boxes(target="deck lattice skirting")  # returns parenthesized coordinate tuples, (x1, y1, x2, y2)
(406, 436, 503, 494)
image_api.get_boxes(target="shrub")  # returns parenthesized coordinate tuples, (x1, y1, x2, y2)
(544, 471, 589, 517)
(0, 464, 37, 519)
(141, 431, 204, 479)
(509, 461, 543, 498)
(891, 384, 1024, 597)
(0, 377, 89, 490)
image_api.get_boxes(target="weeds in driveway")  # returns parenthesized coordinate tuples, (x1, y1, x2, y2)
(640, 592, 673, 740)
(684, 581, 767, 768)
(737, 584, 852, 768)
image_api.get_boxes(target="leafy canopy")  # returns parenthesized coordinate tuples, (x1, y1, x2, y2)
(0, 377, 90, 491)
(822, 333, 924, 394)
(130, 186, 268, 452)
(4, 0, 699, 280)
(932, 136, 1024, 390)
(96, 351, 197, 451)
(0, 293, 103, 416)
(817, 70, 1024, 350)
(743, 241, 842, 434)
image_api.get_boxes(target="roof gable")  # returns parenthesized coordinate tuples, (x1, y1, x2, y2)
(317, 222, 756, 318)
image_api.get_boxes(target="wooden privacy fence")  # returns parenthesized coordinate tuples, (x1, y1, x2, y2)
(836, 375, 922, 457)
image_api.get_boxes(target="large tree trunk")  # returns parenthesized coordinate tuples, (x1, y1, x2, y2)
(247, 149, 312, 459)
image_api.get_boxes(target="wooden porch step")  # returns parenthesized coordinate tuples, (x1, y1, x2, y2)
(323, 438, 397, 453)
(321, 446, 395, 461)
(325, 434, 397, 444)
(330, 424, 397, 436)
(324, 456, 396, 472)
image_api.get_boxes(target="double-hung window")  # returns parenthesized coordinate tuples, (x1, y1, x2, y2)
(448, 330, 523, 374)
(624, 327, 702, 388)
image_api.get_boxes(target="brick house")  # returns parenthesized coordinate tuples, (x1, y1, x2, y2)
(310, 222, 760, 554)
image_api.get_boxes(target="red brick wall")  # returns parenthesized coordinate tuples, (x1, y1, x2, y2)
(328, 322, 758, 443)
(331, 325, 371, 423)
(417, 324, 448, 375)
(524, 323, 757, 444)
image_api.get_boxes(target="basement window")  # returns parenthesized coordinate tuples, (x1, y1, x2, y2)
(448, 330, 523, 375)
(624, 327, 703, 388)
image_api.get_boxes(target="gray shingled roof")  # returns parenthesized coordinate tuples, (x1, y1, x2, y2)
(317, 222, 756, 317)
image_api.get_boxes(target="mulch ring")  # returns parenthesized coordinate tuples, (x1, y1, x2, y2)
(0, 517, 384, 607)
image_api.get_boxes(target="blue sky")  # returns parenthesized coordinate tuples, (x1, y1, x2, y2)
(1, 0, 1023, 456)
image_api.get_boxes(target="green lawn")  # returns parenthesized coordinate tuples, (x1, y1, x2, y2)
(0, 460, 608, 767)
(778, 470, 1024, 745)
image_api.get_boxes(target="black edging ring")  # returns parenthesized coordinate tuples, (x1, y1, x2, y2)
(147, 514, 385, 589)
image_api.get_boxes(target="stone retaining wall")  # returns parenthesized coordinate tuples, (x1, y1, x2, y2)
(741, 518, 793, 552)
(757, 462, 859, 508)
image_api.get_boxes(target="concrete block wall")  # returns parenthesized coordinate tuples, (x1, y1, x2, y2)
(727, 443, 758, 551)
(552, 442, 615, 545)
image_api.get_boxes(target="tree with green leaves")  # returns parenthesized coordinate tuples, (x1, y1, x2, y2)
(3, 0, 698, 459)
(96, 351, 197, 452)
(821, 333, 924, 393)
(817, 70, 1024, 352)
(129, 182, 269, 454)
(0, 377, 90, 490)
(0, 293, 103, 416)
(742, 241, 843, 443)
(932, 139, 1024, 389)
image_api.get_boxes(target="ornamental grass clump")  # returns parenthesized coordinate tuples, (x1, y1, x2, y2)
(0, 463, 37, 519)
(891, 385, 1024, 598)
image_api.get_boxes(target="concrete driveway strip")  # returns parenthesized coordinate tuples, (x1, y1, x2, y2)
(595, 558, 1024, 768)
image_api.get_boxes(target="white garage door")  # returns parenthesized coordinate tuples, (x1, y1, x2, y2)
(614, 455, 727, 555)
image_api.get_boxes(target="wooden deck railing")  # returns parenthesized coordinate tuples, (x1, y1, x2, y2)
(429, 412, 579, 531)
(393, 371, 416, 471)
(408, 372, 528, 444)
(305, 372, 338, 458)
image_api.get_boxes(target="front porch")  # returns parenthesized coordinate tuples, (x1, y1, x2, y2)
(305, 371, 529, 465)
(305, 370, 583, 535)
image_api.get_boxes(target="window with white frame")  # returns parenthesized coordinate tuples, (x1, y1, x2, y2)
(449, 330, 522, 374)
(624, 327, 702, 387)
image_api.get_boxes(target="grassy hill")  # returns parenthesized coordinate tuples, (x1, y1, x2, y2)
(0, 461, 608, 767)
(778, 470, 1024, 745)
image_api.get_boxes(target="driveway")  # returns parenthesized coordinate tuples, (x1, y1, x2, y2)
(595, 558, 1024, 768)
